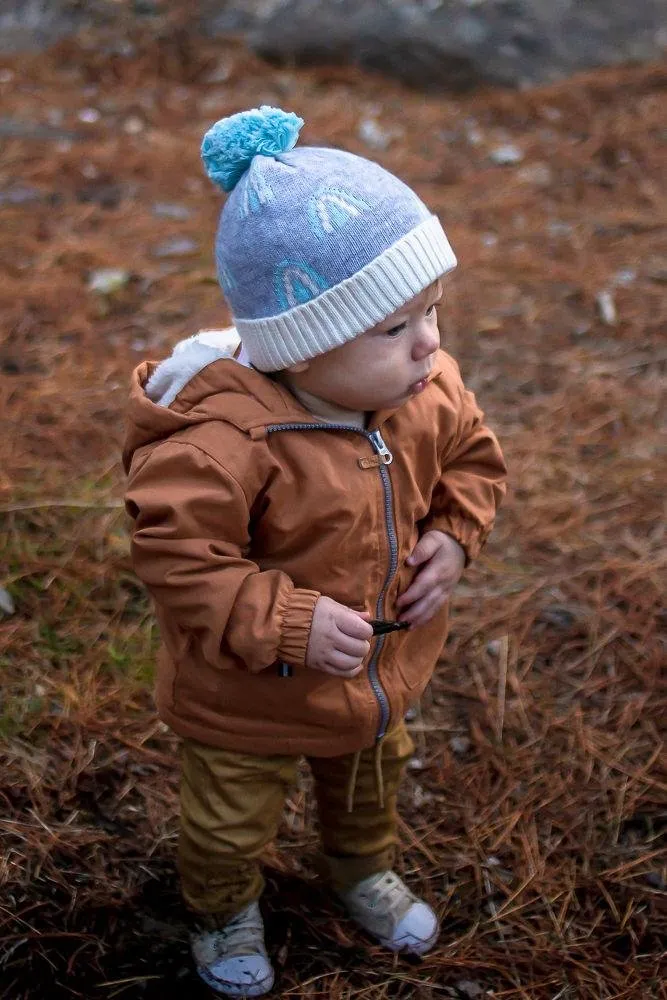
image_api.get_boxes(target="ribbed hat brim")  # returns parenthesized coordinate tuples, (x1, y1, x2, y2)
(235, 215, 456, 371)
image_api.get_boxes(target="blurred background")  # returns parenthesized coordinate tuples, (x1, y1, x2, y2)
(0, 3, 665, 999)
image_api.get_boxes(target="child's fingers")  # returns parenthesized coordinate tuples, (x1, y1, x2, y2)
(337, 610, 374, 639)
(325, 650, 366, 675)
(399, 587, 448, 625)
(396, 564, 441, 608)
(406, 532, 442, 567)
(332, 632, 371, 659)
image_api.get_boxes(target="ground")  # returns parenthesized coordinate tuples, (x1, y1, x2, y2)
(0, 29, 665, 1000)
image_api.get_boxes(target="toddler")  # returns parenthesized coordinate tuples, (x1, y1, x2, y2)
(124, 106, 506, 997)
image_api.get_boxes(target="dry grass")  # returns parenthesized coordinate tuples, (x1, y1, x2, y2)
(0, 29, 665, 1000)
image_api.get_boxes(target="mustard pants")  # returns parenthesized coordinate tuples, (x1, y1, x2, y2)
(178, 724, 414, 919)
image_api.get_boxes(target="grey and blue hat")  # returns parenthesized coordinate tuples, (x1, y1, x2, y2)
(201, 106, 457, 372)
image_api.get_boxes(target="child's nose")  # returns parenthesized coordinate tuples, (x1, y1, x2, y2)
(412, 319, 440, 360)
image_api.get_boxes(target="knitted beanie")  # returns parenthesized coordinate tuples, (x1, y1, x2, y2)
(201, 106, 457, 372)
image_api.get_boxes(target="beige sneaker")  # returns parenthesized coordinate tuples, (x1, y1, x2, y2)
(340, 870, 439, 955)
(191, 901, 274, 997)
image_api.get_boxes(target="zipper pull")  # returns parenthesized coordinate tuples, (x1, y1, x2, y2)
(368, 430, 393, 465)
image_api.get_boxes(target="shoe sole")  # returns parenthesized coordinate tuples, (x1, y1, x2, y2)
(379, 926, 439, 956)
(197, 965, 275, 997)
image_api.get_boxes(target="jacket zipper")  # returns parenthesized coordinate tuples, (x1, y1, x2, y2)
(265, 422, 398, 740)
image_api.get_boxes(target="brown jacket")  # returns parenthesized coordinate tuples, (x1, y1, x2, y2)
(123, 330, 506, 756)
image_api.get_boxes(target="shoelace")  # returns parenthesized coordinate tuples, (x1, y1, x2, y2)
(209, 904, 265, 959)
(357, 872, 413, 917)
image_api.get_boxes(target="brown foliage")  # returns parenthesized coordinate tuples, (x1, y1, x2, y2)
(0, 35, 665, 1000)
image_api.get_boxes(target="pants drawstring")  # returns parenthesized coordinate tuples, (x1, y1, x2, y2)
(346, 740, 386, 813)
(345, 749, 361, 813)
(374, 738, 385, 809)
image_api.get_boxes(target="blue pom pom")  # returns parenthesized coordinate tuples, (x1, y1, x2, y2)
(201, 106, 304, 193)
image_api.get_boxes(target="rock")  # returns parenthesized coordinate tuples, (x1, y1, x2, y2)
(517, 163, 553, 186)
(87, 268, 131, 294)
(407, 756, 425, 770)
(0, 586, 15, 615)
(123, 116, 145, 134)
(151, 237, 199, 258)
(412, 783, 434, 808)
(456, 981, 484, 999)
(646, 257, 667, 284)
(0, 0, 85, 53)
(0, 184, 42, 205)
(358, 117, 396, 151)
(230, 0, 667, 91)
(152, 202, 193, 220)
(77, 181, 124, 209)
(538, 605, 576, 629)
(485, 855, 501, 867)
(202, 57, 233, 83)
(613, 268, 637, 286)
(548, 220, 573, 238)
(46, 108, 64, 126)
(464, 121, 484, 146)
(596, 290, 618, 326)
(489, 143, 524, 165)
(78, 108, 100, 124)
(0, 116, 81, 141)
(485, 856, 514, 883)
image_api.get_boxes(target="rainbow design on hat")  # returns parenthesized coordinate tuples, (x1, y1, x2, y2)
(275, 261, 327, 310)
(308, 186, 371, 238)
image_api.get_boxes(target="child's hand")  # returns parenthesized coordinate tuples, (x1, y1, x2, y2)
(396, 530, 465, 627)
(306, 596, 373, 677)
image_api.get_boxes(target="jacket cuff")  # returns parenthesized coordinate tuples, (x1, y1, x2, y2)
(422, 512, 491, 565)
(277, 587, 320, 667)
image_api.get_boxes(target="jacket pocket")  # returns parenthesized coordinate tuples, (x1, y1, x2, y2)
(393, 608, 449, 690)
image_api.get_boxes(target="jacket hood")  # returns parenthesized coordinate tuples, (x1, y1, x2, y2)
(122, 327, 305, 472)
(144, 327, 244, 408)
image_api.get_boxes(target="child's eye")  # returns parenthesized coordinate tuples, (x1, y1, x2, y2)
(426, 303, 437, 317)
(385, 323, 406, 337)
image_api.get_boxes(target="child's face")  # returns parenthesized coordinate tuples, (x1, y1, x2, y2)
(285, 281, 443, 414)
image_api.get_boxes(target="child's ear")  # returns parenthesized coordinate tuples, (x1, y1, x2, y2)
(285, 360, 310, 374)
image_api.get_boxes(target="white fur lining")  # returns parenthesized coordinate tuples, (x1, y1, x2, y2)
(145, 327, 249, 407)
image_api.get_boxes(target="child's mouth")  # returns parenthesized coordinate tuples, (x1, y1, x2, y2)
(409, 378, 428, 395)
